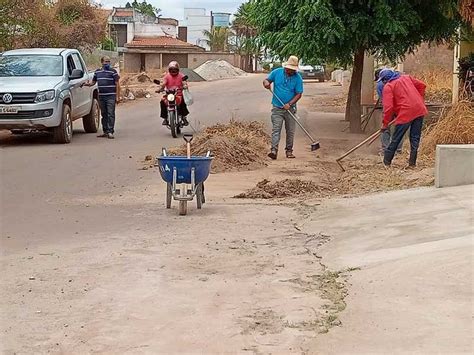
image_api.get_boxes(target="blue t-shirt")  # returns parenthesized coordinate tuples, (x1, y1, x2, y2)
(267, 67, 303, 108)
(93, 68, 120, 96)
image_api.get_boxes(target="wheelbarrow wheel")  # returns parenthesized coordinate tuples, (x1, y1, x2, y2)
(179, 200, 187, 215)
(166, 183, 172, 209)
(196, 183, 202, 209)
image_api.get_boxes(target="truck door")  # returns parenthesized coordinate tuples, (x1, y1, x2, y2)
(66, 54, 88, 118)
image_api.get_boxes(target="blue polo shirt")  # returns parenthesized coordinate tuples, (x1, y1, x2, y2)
(267, 67, 303, 108)
(93, 68, 120, 96)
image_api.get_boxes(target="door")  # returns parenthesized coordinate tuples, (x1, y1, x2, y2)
(71, 53, 90, 117)
(162, 54, 188, 69)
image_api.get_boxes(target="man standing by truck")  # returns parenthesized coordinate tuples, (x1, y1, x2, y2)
(83, 56, 120, 139)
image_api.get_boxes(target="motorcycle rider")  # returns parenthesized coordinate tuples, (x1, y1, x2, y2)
(159, 61, 189, 126)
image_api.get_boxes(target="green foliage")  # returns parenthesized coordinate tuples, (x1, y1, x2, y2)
(250, 0, 462, 66)
(101, 37, 116, 51)
(202, 27, 231, 52)
(129, 0, 160, 18)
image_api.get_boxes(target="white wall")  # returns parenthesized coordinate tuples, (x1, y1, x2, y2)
(184, 8, 211, 50)
(133, 23, 178, 38)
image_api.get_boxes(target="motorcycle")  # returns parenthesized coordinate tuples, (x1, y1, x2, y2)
(154, 75, 189, 138)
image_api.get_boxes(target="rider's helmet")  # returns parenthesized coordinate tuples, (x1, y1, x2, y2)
(168, 61, 180, 76)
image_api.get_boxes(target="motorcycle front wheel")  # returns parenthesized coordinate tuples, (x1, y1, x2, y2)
(169, 110, 178, 138)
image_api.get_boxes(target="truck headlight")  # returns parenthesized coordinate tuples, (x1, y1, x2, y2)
(35, 90, 55, 103)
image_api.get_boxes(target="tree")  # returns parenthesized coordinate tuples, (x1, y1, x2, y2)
(250, 0, 463, 132)
(232, 1, 261, 72)
(130, 0, 160, 18)
(125, 2, 131, 8)
(0, 0, 106, 52)
(202, 27, 231, 52)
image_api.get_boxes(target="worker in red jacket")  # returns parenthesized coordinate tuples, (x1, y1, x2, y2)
(379, 69, 428, 167)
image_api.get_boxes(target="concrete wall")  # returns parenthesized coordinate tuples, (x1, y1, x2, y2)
(188, 53, 241, 69)
(403, 43, 454, 73)
(134, 23, 177, 38)
(124, 53, 141, 73)
(183, 8, 211, 50)
(435, 145, 474, 188)
(145, 54, 161, 72)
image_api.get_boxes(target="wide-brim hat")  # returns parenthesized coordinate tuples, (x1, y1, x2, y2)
(283, 55, 299, 71)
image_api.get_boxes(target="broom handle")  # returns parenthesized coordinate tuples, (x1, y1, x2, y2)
(269, 89, 317, 142)
(337, 119, 396, 161)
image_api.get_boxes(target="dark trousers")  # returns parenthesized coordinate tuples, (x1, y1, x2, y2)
(160, 100, 189, 119)
(384, 116, 424, 166)
(99, 95, 116, 134)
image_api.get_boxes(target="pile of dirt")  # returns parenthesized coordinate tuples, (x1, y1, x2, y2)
(121, 72, 153, 86)
(235, 178, 324, 199)
(168, 120, 270, 173)
(180, 68, 205, 82)
(421, 101, 474, 157)
(236, 158, 435, 200)
(195, 60, 246, 81)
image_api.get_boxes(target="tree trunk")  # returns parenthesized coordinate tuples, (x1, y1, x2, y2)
(345, 47, 365, 133)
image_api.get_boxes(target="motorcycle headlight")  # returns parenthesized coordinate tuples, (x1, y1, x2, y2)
(35, 90, 55, 103)
(167, 93, 175, 102)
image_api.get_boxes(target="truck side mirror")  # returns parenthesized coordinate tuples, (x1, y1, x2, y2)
(70, 69, 84, 80)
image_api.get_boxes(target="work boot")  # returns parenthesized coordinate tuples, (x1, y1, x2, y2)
(162, 119, 169, 126)
(181, 116, 189, 126)
(267, 150, 277, 160)
(286, 151, 295, 159)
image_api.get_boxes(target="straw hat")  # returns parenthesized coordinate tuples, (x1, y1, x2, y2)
(283, 55, 299, 71)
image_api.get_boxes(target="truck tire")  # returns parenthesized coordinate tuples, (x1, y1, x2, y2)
(53, 104, 72, 144)
(83, 98, 100, 133)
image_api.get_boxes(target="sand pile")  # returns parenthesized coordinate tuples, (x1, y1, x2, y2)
(235, 178, 324, 199)
(421, 101, 474, 157)
(168, 120, 270, 173)
(195, 60, 246, 81)
(121, 72, 153, 85)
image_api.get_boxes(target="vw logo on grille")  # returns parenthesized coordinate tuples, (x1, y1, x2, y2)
(2, 93, 13, 104)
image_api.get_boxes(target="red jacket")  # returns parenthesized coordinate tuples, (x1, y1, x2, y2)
(382, 75, 428, 127)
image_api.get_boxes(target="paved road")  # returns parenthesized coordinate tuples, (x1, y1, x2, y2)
(0, 74, 337, 250)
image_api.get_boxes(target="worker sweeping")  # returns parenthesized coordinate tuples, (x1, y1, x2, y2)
(263, 55, 304, 159)
(379, 69, 428, 167)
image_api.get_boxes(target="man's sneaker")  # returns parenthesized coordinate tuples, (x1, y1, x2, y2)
(97, 133, 108, 138)
(107, 133, 115, 139)
(162, 119, 169, 126)
(286, 151, 295, 159)
(267, 151, 277, 160)
(181, 116, 189, 126)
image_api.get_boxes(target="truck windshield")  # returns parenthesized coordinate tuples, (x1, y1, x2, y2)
(0, 55, 63, 77)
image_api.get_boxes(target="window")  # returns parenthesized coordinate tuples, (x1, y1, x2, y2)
(0, 55, 63, 77)
(66, 55, 76, 76)
(72, 53, 84, 72)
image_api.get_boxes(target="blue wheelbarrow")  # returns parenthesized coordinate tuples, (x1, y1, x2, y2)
(156, 135, 213, 215)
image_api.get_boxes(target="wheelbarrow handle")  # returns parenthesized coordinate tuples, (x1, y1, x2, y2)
(183, 134, 194, 143)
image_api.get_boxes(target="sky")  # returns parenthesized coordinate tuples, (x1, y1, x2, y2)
(97, 0, 245, 21)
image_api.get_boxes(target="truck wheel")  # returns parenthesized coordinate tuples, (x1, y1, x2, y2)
(53, 104, 72, 144)
(83, 98, 100, 133)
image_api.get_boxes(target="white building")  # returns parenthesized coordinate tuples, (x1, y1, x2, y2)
(183, 8, 211, 50)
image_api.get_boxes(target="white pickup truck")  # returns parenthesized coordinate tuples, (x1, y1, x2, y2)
(0, 48, 100, 143)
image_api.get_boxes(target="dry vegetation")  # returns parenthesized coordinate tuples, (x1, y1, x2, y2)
(412, 67, 453, 104)
(168, 120, 270, 173)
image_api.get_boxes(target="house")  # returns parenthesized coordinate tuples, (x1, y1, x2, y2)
(123, 36, 205, 72)
(107, 7, 179, 50)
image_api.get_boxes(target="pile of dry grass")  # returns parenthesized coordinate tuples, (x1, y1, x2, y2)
(413, 68, 452, 104)
(421, 101, 474, 157)
(235, 178, 324, 199)
(168, 120, 270, 173)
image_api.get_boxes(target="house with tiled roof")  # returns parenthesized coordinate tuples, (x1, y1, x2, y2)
(123, 36, 205, 72)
